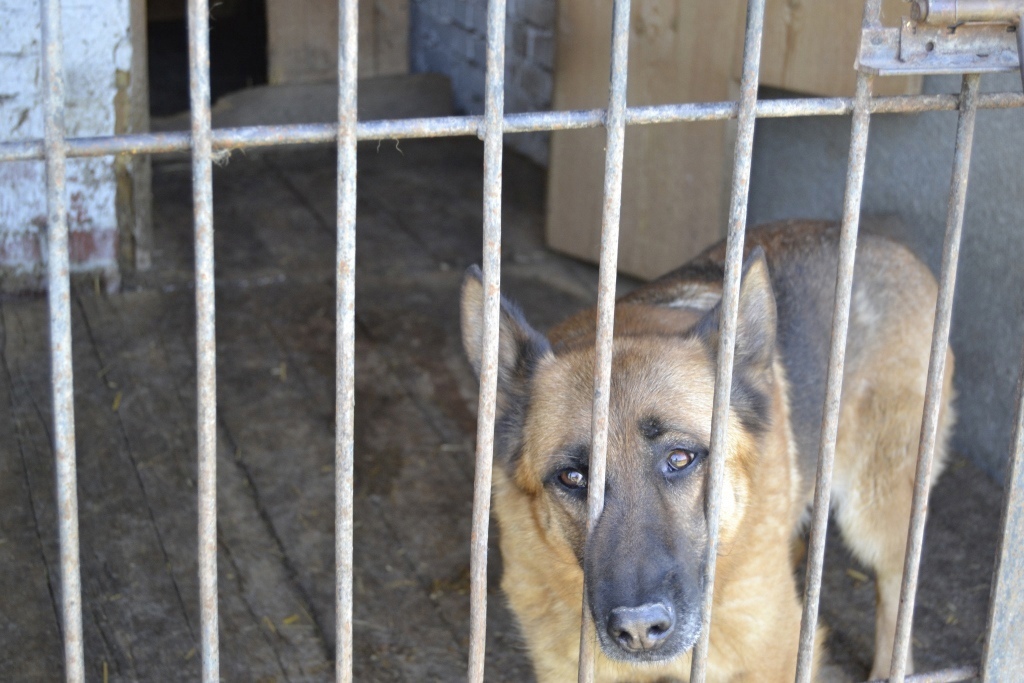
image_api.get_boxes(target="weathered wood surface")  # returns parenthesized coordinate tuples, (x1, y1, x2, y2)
(266, 0, 409, 84)
(547, 0, 745, 280)
(0, 139, 1006, 681)
(758, 0, 922, 98)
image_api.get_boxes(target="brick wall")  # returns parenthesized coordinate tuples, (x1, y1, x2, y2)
(409, 0, 555, 165)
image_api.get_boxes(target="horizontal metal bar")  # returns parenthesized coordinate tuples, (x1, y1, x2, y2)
(1, 93, 1021, 163)
(912, 0, 1024, 25)
(866, 665, 979, 683)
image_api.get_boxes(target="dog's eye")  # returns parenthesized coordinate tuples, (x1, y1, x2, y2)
(557, 468, 587, 490)
(667, 448, 697, 471)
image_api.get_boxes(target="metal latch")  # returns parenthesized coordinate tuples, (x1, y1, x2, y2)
(858, 0, 1024, 77)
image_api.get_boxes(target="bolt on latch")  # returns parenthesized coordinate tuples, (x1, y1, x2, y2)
(858, 0, 1023, 85)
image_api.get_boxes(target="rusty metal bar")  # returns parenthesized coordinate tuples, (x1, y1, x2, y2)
(40, 0, 84, 680)
(867, 665, 979, 683)
(980, 345, 1024, 680)
(334, 0, 358, 680)
(689, 0, 766, 679)
(466, 0, 508, 679)
(889, 72, 981, 682)
(911, 0, 1024, 25)
(794, 69, 875, 683)
(575, 0, 632, 680)
(186, 0, 219, 680)
(793, 3, 882, 680)
(1018, 16, 1024, 93)
(2, 93, 1023, 164)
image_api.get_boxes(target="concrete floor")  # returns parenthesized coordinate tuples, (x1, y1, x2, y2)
(0, 135, 1007, 681)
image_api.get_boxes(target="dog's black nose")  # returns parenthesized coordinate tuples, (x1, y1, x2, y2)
(607, 603, 674, 652)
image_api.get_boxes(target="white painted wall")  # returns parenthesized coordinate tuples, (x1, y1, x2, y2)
(0, 0, 133, 287)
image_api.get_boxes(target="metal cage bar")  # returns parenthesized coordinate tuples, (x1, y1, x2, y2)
(889, 72, 982, 682)
(39, 0, 84, 681)
(2, 94, 1023, 164)
(334, 0, 358, 680)
(576, 0, 632, 679)
(466, 0, 508, 677)
(794, 70, 874, 683)
(981, 341, 1024, 680)
(689, 0, 766, 679)
(1018, 15, 1024, 92)
(794, 2, 882, 678)
(186, 0, 220, 680)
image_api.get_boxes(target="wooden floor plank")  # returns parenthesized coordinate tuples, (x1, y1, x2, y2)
(251, 273, 547, 682)
(212, 282, 476, 680)
(0, 299, 65, 680)
(0, 297, 198, 680)
(79, 287, 334, 680)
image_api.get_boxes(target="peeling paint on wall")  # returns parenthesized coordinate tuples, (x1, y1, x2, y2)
(0, 0, 132, 288)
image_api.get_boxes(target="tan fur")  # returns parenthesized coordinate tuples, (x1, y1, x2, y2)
(461, 221, 954, 682)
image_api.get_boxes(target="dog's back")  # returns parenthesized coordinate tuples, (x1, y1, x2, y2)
(632, 220, 947, 488)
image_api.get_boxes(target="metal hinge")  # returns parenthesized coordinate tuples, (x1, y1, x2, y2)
(858, 0, 1024, 77)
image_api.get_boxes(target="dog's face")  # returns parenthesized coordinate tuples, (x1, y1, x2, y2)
(460, 253, 776, 665)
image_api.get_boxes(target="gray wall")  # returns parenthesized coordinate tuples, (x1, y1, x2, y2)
(748, 73, 1024, 481)
(409, 0, 555, 164)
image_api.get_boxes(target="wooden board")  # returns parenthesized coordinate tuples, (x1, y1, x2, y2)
(757, 0, 922, 97)
(266, 0, 409, 83)
(547, 0, 924, 280)
(547, 0, 745, 280)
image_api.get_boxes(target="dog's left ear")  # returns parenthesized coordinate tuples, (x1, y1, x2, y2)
(693, 247, 777, 379)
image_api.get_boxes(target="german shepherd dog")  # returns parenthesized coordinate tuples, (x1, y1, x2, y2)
(460, 220, 955, 682)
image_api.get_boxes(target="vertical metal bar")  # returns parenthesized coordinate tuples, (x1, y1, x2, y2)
(1017, 17, 1024, 94)
(335, 0, 358, 679)
(793, 2, 881, 678)
(688, 0, 766, 679)
(576, 0, 631, 680)
(186, 0, 219, 680)
(980, 346, 1024, 680)
(467, 0, 508, 679)
(793, 76, 873, 683)
(40, 0, 84, 680)
(889, 72, 981, 682)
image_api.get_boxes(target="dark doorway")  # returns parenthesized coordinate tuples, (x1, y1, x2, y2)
(147, 0, 268, 117)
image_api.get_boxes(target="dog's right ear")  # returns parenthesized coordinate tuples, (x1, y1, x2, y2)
(460, 266, 551, 396)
